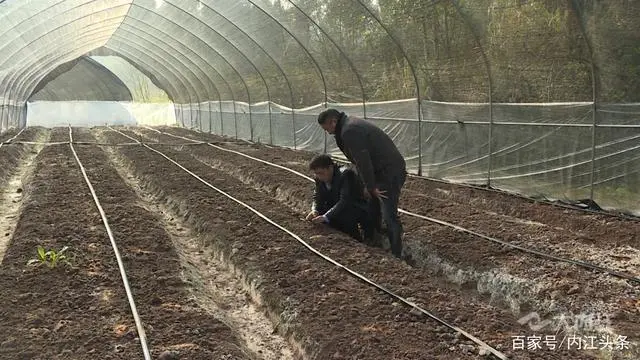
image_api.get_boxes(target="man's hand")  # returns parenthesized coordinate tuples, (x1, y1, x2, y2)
(305, 210, 319, 221)
(312, 215, 328, 223)
(372, 188, 387, 199)
(364, 188, 387, 199)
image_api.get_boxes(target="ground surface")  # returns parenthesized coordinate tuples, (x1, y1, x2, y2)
(0, 126, 636, 360)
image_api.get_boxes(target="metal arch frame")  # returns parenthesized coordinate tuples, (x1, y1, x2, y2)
(84, 56, 135, 101)
(0, 1, 226, 131)
(147, 1, 270, 141)
(100, 46, 189, 126)
(2, 32, 116, 128)
(107, 19, 235, 134)
(121, 5, 243, 138)
(11, 23, 191, 116)
(16, 33, 183, 119)
(286, 0, 368, 120)
(0, 0, 88, 124)
(16, 22, 203, 107)
(128, 2, 256, 140)
(0, 3, 132, 125)
(10, 33, 114, 127)
(242, 0, 329, 150)
(109, 19, 237, 136)
(451, 0, 496, 187)
(3, 1, 327, 139)
(355, 0, 424, 176)
(113, 31, 209, 129)
(108, 31, 205, 126)
(4, 4, 230, 134)
(4, 20, 126, 126)
(18, 29, 134, 102)
(0, 0, 107, 38)
(112, 20, 233, 132)
(120, 6, 205, 127)
(156, 0, 273, 142)
(199, 2, 296, 146)
(0, 0, 72, 128)
(113, 19, 219, 125)
(9, 23, 195, 130)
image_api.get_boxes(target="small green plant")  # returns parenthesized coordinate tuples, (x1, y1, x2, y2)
(27, 245, 71, 268)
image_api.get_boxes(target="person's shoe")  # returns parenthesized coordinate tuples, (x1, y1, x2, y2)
(402, 252, 416, 267)
(364, 231, 383, 247)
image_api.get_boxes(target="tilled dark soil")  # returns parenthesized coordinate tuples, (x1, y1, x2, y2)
(0, 128, 140, 359)
(100, 127, 609, 359)
(151, 128, 640, 270)
(136, 126, 640, 357)
(0, 128, 252, 359)
(156, 126, 640, 246)
(0, 127, 43, 184)
(0, 128, 20, 143)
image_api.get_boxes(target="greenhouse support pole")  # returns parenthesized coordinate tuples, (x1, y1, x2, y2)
(268, 102, 273, 145)
(233, 101, 238, 140)
(219, 100, 223, 135)
(355, 0, 421, 175)
(208, 101, 213, 134)
(292, 108, 297, 150)
(0, 101, 5, 131)
(324, 101, 328, 154)
(570, 0, 598, 203)
(588, 71, 598, 203)
(452, 0, 494, 187)
(198, 102, 203, 132)
(249, 105, 254, 142)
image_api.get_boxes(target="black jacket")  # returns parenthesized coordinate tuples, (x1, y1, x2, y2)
(312, 165, 368, 222)
(334, 113, 406, 191)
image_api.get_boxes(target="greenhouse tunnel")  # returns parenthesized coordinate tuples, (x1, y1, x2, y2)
(0, 0, 638, 216)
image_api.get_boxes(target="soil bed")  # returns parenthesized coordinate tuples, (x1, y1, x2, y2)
(0, 127, 257, 359)
(0, 128, 140, 359)
(101, 127, 611, 359)
(70, 128, 256, 359)
(138, 126, 639, 353)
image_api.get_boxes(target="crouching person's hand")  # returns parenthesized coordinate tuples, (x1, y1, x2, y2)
(305, 210, 319, 221)
(312, 215, 328, 224)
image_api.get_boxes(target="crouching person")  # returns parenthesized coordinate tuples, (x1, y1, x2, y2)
(305, 154, 373, 242)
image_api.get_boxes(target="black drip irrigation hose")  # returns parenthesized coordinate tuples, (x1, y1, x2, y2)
(400, 208, 640, 285)
(0, 140, 212, 147)
(67, 127, 152, 360)
(0, 128, 25, 149)
(176, 126, 639, 222)
(108, 126, 509, 360)
(147, 127, 640, 286)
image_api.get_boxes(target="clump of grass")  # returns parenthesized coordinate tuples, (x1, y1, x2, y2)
(27, 245, 71, 269)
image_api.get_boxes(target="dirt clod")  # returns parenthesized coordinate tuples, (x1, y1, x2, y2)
(158, 350, 180, 360)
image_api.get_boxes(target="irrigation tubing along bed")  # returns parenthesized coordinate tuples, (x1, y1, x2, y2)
(0, 140, 211, 147)
(143, 126, 640, 285)
(176, 125, 638, 221)
(67, 126, 152, 360)
(0, 128, 25, 149)
(108, 126, 509, 360)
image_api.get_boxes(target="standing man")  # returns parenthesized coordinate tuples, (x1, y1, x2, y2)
(317, 109, 407, 258)
(305, 154, 373, 242)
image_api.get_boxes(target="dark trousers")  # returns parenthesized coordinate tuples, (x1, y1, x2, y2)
(374, 171, 406, 257)
(318, 206, 369, 242)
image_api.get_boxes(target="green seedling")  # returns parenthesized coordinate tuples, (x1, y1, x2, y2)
(27, 245, 71, 268)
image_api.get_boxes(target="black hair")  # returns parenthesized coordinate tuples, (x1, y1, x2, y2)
(309, 154, 334, 170)
(317, 108, 342, 124)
